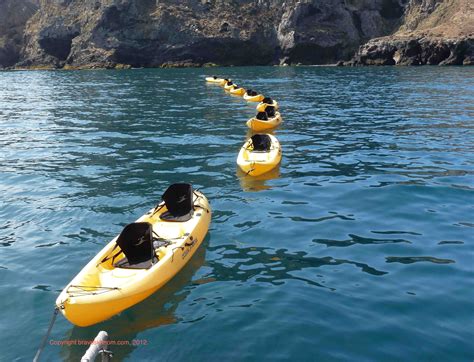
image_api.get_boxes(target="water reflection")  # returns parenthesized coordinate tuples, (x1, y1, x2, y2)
(203, 244, 388, 290)
(313, 233, 411, 247)
(236, 166, 281, 192)
(386, 256, 455, 264)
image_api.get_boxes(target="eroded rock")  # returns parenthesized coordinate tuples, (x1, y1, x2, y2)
(1, 0, 472, 69)
(349, 37, 474, 66)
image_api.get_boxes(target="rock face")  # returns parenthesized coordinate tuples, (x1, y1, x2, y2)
(0, 0, 472, 68)
(348, 36, 473, 65)
(0, 0, 39, 68)
(348, 0, 474, 65)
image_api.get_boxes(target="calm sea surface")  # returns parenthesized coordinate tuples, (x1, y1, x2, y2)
(0, 66, 473, 361)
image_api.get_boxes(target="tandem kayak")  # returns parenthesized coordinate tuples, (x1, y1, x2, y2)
(246, 112, 282, 131)
(56, 183, 211, 327)
(219, 78, 231, 86)
(206, 76, 225, 84)
(243, 89, 264, 102)
(256, 98, 279, 112)
(237, 134, 282, 176)
(224, 81, 237, 91)
(230, 87, 246, 96)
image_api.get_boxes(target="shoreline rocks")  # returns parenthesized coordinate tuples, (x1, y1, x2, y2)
(0, 0, 472, 70)
(346, 37, 474, 66)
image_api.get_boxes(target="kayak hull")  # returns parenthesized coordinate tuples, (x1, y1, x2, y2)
(56, 192, 211, 327)
(237, 134, 282, 176)
(206, 77, 224, 84)
(256, 100, 279, 112)
(230, 88, 246, 96)
(243, 94, 265, 102)
(219, 79, 231, 86)
(246, 112, 282, 131)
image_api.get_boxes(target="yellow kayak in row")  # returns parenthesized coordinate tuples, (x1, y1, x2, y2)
(56, 184, 211, 327)
(257, 98, 279, 112)
(243, 90, 264, 102)
(230, 87, 246, 96)
(224, 81, 236, 91)
(246, 111, 282, 131)
(206, 76, 226, 84)
(237, 134, 282, 176)
(221, 80, 248, 96)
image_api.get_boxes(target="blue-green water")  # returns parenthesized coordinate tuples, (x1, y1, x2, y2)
(0, 67, 473, 361)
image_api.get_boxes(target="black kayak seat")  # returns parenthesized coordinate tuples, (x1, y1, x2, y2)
(114, 222, 156, 269)
(227, 81, 233, 86)
(212, 75, 217, 79)
(160, 183, 194, 222)
(265, 106, 276, 118)
(256, 111, 268, 121)
(251, 134, 272, 152)
(262, 97, 273, 104)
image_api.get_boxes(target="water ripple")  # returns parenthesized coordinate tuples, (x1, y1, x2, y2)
(385, 256, 455, 264)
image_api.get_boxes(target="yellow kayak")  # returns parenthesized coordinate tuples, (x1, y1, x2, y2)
(256, 98, 279, 112)
(237, 134, 282, 176)
(206, 76, 225, 84)
(246, 112, 282, 131)
(217, 78, 231, 86)
(230, 87, 246, 96)
(219, 78, 230, 86)
(56, 184, 211, 327)
(224, 82, 237, 92)
(243, 90, 264, 102)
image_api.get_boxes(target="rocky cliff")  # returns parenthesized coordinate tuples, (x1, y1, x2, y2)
(347, 0, 474, 65)
(0, 0, 472, 69)
(0, 0, 38, 67)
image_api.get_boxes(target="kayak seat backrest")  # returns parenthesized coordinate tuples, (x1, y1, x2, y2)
(256, 111, 268, 121)
(251, 134, 272, 152)
(250, 90, 258, 96)
(262, 97, 273, 104)
(227, 81, 233, 86)
(160, 183, 194, 222)
(115, 222, 155, 268)
(265, 106, 276, 118)
(213, 76, 217, 79)
(246, 89, 253, 96)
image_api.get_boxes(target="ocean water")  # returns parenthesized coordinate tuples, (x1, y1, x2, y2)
(0, 66, 473, 361)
